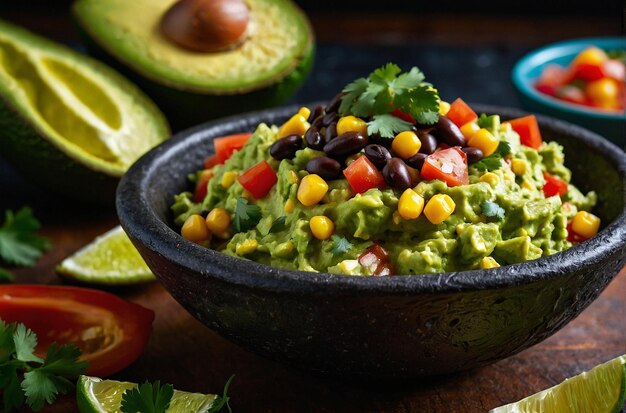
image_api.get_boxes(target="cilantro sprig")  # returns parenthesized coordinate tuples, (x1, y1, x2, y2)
(339, 63, 440, 138)
(233, 197, 262, 232)
(330, 235, 353, 256)
(472, 141, 512, 172)
(0, 319, 87, 412)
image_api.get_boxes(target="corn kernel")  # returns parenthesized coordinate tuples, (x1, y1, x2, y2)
(205, 208, 231, 236)
(424, 194, 456, 225)
(236, 239, 258, 255)
(455, 224, 465, 235)
(310, 216, 335, 240)
(392, 131, 422, 159)
(480, 256, 500, 269)
(397, 188, 425, 220)
(284, 198, 295, 213)
(511, 158, 527, 176)
(278, 113, 310, 138)
(181, 214, 211, 244)
(339, 259, 360, 274)
(221, 171, 238, 188)
(480, 172, 499, 187)
(521, 180, 534, 191)
(392, 211, 402, 225)
(468, 128, 499, 157)
(439, 100, 451, 115)
(571, 211, 601, 239)
(288, 170, 299, 184)
(297, 174, 329, 206)
(460, 122, 480, 140)
(336, 115, 368, 136)
(297, 106, 311, 120)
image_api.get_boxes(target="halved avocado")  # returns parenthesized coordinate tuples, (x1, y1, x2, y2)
(72, 0, 315, 130)
(0, 20, 170, 204)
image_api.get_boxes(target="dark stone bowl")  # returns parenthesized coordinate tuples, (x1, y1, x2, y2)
(117, 104, 626, 378)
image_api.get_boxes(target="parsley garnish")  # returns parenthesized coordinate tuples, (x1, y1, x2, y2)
(0, 319, 87, 412)
(121, 381, 174, 413)
(268, 216, 287, 233)
(331, 235, 353, 256)
(482, 201, 506, 220)
(472, 141, 512, 172)
(233, 197, 262, 232)
(339, 63, 440, 137)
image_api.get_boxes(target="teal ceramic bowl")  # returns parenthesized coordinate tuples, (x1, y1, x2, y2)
(512, 37, 625, 148)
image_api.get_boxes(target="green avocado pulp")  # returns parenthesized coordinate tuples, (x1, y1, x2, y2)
(172, 113, 597, 276)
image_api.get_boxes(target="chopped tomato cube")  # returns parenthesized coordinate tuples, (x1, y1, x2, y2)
(358, 244, 395, 276)
(420, 147, 469, 187)
(238, 160, 278, 198)
(343, 156, 385, 194)
(506, 115, 542, 149)
(214, 133, 253, 164)
(193, 169, 214, 202)
(543, 172, 568, 197)
(203, 154, 219, 169)
(390, 108, 416, 124)
(446, 98, 477, 127)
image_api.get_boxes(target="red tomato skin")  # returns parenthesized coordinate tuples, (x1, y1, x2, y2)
(571, 63, 605, 82)
(390, 108, 416, 124)
(214, 133, 253, 164)
(446, 98, 478, 127)
(343, 156, 385, 194)
(567, 221, 587, 243)
(193, 169, 213, 202)
(203, 154, 219, 169)
(420, 147, 469, 187)
(507, 115, 543, 149)
(543, 172, 568, 197)
(238, 160, 278, 198)
(0, 285, 154, 378)
(535, 83, 557, 96)
(358, 244, 395, 276)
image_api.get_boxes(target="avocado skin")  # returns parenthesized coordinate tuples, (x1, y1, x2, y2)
(73, 20, 315, 131)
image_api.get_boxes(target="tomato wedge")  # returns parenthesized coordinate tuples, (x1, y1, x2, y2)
(343, 155, 385, 194)
(446, 98, 477, 127)
(543, 172, 568, 197)
(0, 285, 154, 378)
(238, 160, 278, 198)
(420, 147, 469, 187)
(214, 132, 253, 164)
(506, 115, 542, 149)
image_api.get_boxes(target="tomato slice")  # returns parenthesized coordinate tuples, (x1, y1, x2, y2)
(238, 160, 278, 198)
(506, 115, 542, 149)
(193, 169, 214, 202)
(343, 155, 385, 194)
(543, 172, 568, 197)
(0, 285, 154, 378)
(214, 133, 253, 164)
(358, 244, 395, 276)
(420, 147, 469, 187)
(446, 98, 477, 127)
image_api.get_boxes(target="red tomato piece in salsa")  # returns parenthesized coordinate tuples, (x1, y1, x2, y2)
(420, 147, 469, 187)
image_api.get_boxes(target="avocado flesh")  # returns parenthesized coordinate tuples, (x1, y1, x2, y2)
(0, 20, 169, 203)
(72, 0, 313, 94)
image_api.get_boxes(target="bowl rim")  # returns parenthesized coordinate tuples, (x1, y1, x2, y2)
(512, 36, 626, 120)
(117, 103, 626, 296)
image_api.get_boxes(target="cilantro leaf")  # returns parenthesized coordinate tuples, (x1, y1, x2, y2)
(40, 343, 87, 377)
(393, 84, 440, 124)
(472, 141, 512, 172)
(331, 235, 353, 256)
(269, 216, 288, 233)
(495, 141, 512, 158)
(234, 197, 262, 233)
(22, 369, 72, 411)
(13, 323, 43, 364)
(367, 114, 413, 138)
(482, 201, 506, 220)
(391, 66, 425, 92)
(0, 208, 50, 267)
(121, 381, 174, 413)
(0, 268, 14, 283)
(208, 375, 234, 413)
(0, 364, 24, 412)
(0, 320, 15, 362)
(339, 78, 369, 115)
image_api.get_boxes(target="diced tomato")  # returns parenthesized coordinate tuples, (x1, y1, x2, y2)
(391, 108, 416, 124)
(237, 160, 278, 199)
(543, 172, 568, 197)
(420, 147, 469, 187)
(506, 115, 542, 149)
(535, 83, 557, 97)
(214, 132, 253, 164)
(570, 62, 605, 82)
(446, 98, 477, 127)
(343, 156, 385, 194)
(567, 221, 587, 243)
(203, 154, 219, 169)
(358, 244, 395, 276)
(193, 169, 213, 202)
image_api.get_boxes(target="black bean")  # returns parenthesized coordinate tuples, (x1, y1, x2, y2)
(368, 133, 393, 149)
(269, 134, 302, 160)
(306, 156, 342, 180)
(418, 132, 438, 154)
(382, 157, 412, 190)
(304, 126, 324, 150)
(405, 152, 428, 170)
(325, 93, 344, 113)
(323, 132, 368, 158)
(462, 147, 484, 164)
(308, 105, 324, 123)
(434, 115, 466, 147)
(364, 144, 392, 169)
(322, 112, 339, 127)
(325, 122, 338, 143)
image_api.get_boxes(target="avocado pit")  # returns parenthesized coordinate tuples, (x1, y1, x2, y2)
(160, 0, 250, 53)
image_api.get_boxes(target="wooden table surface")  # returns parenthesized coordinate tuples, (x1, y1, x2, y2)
(2, 8, 625, 413)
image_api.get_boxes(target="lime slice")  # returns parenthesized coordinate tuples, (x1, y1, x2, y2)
(56, 226, 155, 285)
(77, 375, 219, 413)
(491, 355, 626, 413)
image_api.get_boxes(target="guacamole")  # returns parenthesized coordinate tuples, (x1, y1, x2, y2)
(172, 65, 599, 276)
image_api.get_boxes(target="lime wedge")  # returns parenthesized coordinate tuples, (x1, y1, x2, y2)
(491, 355, 626, 413)
(77, 375, 219, 413)
(56, 226, 155, 285)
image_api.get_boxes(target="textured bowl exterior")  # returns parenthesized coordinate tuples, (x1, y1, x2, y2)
(117, 104, 626, 377)
(512, 37, 626, 148)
